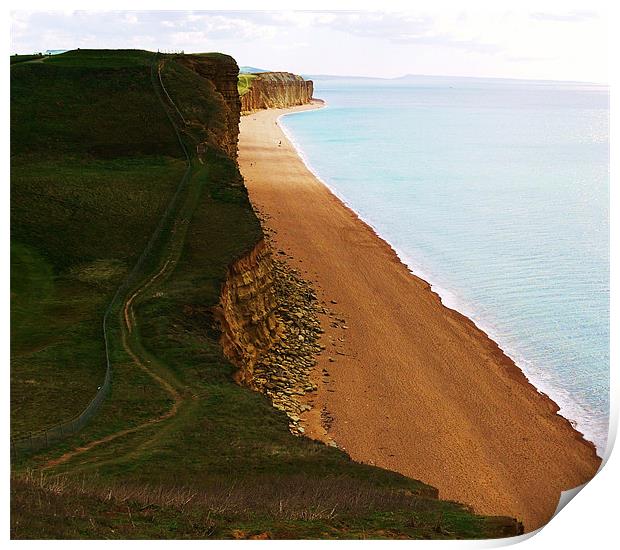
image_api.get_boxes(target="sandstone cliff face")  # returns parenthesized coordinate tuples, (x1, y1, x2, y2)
(176, 54, 241, 159)
(241, 72, 313, 113)
(214, 239, 283, 386)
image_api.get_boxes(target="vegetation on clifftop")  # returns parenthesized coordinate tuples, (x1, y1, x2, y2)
(238, 73, 257, 96)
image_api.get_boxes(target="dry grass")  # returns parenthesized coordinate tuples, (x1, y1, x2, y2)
(15, 469, 439, 521)
(12, 470, 521, 539)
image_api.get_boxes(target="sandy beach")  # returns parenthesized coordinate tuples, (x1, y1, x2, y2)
(238, 101, 601, 531)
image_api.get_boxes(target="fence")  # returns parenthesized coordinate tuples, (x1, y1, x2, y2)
(10, 366, 111, 457)
(10, 54, 192, 458)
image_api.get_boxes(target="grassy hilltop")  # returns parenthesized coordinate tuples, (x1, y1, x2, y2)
(237, 72, 257, 96)
(10, 49, 520, 539)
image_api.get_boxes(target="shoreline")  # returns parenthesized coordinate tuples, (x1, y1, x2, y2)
(238, 101, 601, 531)
(277, 104, 605, 456)
(279, 102, 600, 457)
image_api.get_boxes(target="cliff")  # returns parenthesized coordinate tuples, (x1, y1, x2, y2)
(240, 72, 313, 113)
(213, 226, 327, 436)
(214, 239, 283, 386)
(173, 53, 242, 160)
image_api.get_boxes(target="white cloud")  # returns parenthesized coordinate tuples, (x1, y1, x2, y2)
(8, 9, 608, 82)
(530, 11, 597, 22)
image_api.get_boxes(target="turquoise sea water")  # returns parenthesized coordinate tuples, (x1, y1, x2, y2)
(280, 76, 609, 454)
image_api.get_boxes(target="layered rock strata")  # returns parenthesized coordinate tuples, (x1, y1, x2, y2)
(215, 237, 328, 435)
(214, 239, 282, 386)
(176, 54, 241, 159)
(241, 72, 313, 113)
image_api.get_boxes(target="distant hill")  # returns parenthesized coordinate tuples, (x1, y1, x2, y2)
(302, 73, 389, 81)
(239, 65, 270, 74)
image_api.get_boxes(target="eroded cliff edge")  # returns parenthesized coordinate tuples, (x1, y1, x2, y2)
(214, 239, 282, 387)
(241, 72, 313, 113)
(175, 54, 241, 159)
(169, 57, 321, 431)
(213, 234, 326, 436)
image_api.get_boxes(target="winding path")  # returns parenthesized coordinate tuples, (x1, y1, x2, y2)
(42, 58, 197, 470)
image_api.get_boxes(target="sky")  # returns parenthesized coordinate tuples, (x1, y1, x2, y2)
(9, 8, 609, 83)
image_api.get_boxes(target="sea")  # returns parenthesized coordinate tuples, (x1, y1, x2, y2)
(279, 75, 610, 455)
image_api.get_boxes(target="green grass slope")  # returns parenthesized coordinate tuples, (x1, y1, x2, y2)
(238, 73, 257, 96)
(10, 49, 521, 539)
(11, 49, 186, 434)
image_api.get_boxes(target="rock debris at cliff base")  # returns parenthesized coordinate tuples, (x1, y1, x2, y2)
(215, 215, 344, 438)
(251, 257, 326, 436)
